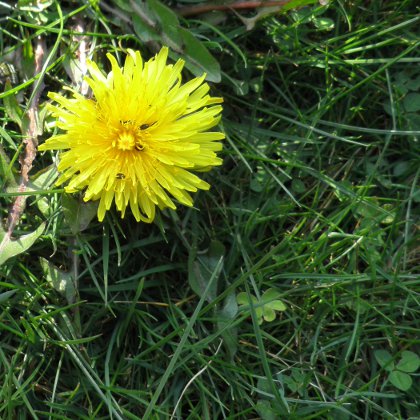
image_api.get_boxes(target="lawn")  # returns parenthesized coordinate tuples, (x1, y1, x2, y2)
(0, 0, 419, 419)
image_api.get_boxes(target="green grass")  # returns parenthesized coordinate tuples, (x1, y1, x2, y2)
(1, 0, 419, 419)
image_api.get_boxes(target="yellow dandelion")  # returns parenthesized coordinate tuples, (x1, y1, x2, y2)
(39, 47, 224, 222)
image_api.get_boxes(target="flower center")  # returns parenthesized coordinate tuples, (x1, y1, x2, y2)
(117, 131, 136, 151)
(113, 121, 152, 151)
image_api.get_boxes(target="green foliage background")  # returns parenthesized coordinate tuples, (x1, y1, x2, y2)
(0, 0, 419, 418)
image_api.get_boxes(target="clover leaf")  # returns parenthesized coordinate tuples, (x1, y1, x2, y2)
(374, 349, 420, 392)
(237, 288, 286, 324)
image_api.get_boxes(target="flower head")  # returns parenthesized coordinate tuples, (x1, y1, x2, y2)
(39, 47, 224, 222)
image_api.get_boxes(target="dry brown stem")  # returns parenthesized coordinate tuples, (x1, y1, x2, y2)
(5, 36, 46, 235)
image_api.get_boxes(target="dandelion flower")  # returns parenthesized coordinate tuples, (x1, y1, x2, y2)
(39, 47, 224, 222)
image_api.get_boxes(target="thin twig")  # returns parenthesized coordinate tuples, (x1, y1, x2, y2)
(3, 36, 45, 238)
(73, 19, 89, 95)
(178, 0, 290, 17)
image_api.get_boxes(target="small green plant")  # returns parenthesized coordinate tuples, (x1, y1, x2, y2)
(237, 288, 286, 324)
(279, 368, 312, 397)
(374, 350, 420, 391)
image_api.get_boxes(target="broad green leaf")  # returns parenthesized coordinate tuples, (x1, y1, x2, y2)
(237, 292, 259, 308)
(404, 92, 420, 112)
(131, 0, 161, 42)
(0, 126, 17, 150)
(219, 291, 238, 320)
(237, 292, 264, 322)
(62, 194, 97, 235)
(291, 179, 306, 194)
(188, 240, 224, 303)
(238, 289, 286, 324)
(132, 14, 160, 43)
(405, 75, 420, 91)
(0, 145, 17, 188)
(111, 0, 132, 12)
(262, 288, 287, 313)
(374, 349, 394, 371)
(0, 222, 45, 266)
(262, 288, 281, 302)
(397, 351, 420, 373)
(393, 161, 409, 177)
(217, 292, 238, 361)
(40, 257, 76, 304)
(148, 0, 183, 48)
(62, 54, 87, 88)
(283, 374, 299, 392)
(257, 377, 271, 393)
(3, 81, 23, 128)
(130, 0, 221, 82)
(236, 291, 250, 306)
(178, 28, 221, 83)
(30, 164, 58, 190)
(256, 400, 277, 420)
(151, 0, 221, 82)
(268, 300, 287, 311)
(263, 306, 276, 322)
(389, 370, 412, 391)
(255, 307, 264, 322)
(291, 368, 306, 383)
(29, 165, 58, 216)
(406, 112, 420, 132)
